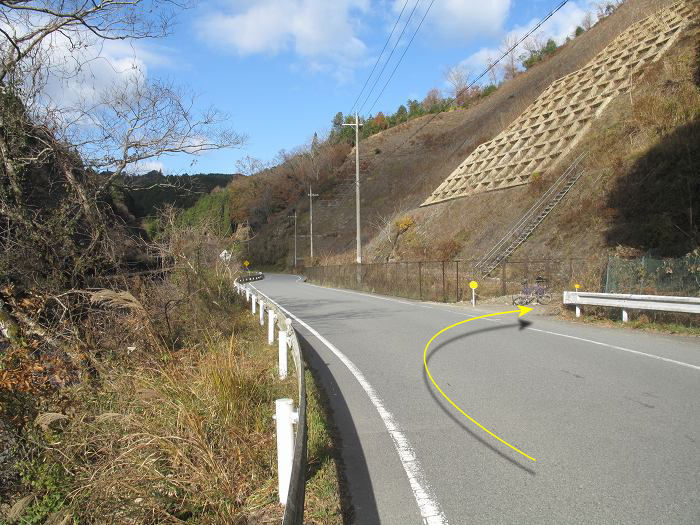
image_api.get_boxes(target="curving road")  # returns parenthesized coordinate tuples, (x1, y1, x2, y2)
(252, 274, 699, 524)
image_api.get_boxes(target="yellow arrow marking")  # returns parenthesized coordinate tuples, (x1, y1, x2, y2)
(423, 305, 536, 462)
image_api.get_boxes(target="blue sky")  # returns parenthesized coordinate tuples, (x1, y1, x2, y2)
(109, 0, 594, 174)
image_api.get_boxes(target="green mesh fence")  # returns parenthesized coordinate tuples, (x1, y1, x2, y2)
(604, 253, 700, 296)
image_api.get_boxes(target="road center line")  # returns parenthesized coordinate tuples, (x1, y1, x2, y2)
(523, 326, 700, 371)
(300, 281, 699, 371)
(251, 285, 448, 525)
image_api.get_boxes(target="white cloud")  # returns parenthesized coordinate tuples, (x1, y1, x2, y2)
(415, 0, 512, 41)
(31, 33, 174, 117)
(197, 0, 370, 74)
(460, 1, 591, 81)
(128, 160, 165, 175)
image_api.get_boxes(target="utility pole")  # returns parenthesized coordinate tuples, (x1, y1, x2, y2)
(343, 112, 362, 263)
(308, 187, 318, 258)
(287, 211, 297, 267)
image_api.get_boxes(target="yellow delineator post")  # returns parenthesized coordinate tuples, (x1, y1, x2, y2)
(469, 280, 478, 307)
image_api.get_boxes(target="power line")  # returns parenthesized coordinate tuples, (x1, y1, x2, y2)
(373, 0, 571, 159)
(326, 0, 573, 216)
(326, 0, 574, 217)
(366, 0, 436, 115)
(462, 0, 570, 92)
(348, 0, 411, 116)
(356, 0, 422, 115)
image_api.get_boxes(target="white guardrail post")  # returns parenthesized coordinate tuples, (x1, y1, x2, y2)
(274, 398, 298, 506)
(268, 308, 276, 345)
(278, 325, 288, 380)
(237, 278, 307, 516)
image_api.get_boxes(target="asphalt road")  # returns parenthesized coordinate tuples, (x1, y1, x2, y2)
(251, 273, 699, 524)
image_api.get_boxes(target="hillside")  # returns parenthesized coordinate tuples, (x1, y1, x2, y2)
(123, 171, 238, 218)
(244, 0, 697, 275)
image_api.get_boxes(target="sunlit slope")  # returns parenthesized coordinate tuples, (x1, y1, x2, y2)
(249, 0, 690, 266)
(421, 0, 694, 206)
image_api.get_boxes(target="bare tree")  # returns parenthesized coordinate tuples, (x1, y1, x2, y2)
(0, 0, 243, 298)
(581, 11, 595, 31)
(444, 64, 468, 99)
(522, 32, 545, 56)
(594, 0, 623, 19)
(0, 1, 188, 105)
(422, 87, 443, 111)
(235, 155, 268, 177)
(500, 34, 521, 81)
(73, 76, 245, 198)
(486, 54, 499, 85)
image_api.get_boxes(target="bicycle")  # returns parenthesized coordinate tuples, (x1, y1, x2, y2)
(512, 278, 552, 305)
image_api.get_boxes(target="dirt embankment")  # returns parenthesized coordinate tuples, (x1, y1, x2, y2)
(251, 0, 691, 268)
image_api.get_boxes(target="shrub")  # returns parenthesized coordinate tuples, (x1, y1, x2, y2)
(432, 239, 463, 261)
(481, 85, 498, 97)
(394, 216, 415, 234)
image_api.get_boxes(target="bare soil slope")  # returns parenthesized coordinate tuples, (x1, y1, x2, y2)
(251, 0, 692, 267)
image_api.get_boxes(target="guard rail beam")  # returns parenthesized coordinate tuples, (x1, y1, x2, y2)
(234, 278, 307, 525)
(238, 272, 265, 283)
(563, 291, 700, 321)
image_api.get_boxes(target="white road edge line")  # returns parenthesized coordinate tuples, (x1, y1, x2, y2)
(250, 284, 448, 525)
(300, 279, 699, 371)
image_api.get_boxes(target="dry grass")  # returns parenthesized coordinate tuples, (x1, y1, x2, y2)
(3, 218, 343, 524)
(9, 299, 292, 525)
(560, 306, 700, 335)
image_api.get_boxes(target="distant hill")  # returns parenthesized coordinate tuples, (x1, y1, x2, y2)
(123, 171, 240, 218)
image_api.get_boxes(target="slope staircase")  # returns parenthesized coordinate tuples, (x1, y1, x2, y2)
(475, 153, 587, 277)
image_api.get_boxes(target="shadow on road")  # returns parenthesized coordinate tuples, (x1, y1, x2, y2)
(423, 322, 537, 476)
(298, 334, 380, 524)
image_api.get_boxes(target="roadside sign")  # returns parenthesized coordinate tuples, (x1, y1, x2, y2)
(469, 280, 478, 289)
(243, 260, 250, 267)
(574, 283, 581, 289)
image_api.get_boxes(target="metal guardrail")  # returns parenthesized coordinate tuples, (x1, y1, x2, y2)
(237, 271, 265, 283)
(234, 278, 307, 525)
(563, 290, 700, 321)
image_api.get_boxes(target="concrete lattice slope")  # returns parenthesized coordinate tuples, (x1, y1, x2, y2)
(421, 0, 695, 207)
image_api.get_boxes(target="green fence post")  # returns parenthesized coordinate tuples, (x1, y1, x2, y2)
(501, 262, 507, 296)
(419, 262, 423, 301)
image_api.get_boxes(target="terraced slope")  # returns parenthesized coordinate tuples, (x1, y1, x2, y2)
(421, 0, 695, 206)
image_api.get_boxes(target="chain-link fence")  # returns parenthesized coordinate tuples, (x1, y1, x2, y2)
(304, 258, 588, 303)
(604, 254, 700, 296)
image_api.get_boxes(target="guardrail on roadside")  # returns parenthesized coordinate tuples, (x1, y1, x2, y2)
(238, 271, 265, 283)
(234, 278, 307, 525)
(563, 291, 700, 321)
